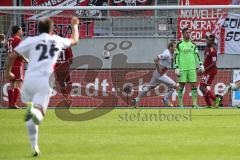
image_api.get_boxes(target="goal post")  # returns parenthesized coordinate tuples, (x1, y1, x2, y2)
(0, 5, 240, 10)
(0, 4, 239, 107)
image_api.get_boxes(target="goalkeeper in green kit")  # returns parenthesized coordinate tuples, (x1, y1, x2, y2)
(174, 27, 204, 108)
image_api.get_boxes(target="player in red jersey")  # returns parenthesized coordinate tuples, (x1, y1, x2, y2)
(199, 35, 219, 107)
(54, 38, 73, 106)
(6, 26, 28, 109)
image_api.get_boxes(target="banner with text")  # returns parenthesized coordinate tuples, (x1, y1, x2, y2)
(23, 0, 105, 38)
(178, 0, 230, 45)
(221, 13, 240, 54)
(0, 69, 232, 107)
(232, 70, 240, 105)
(109, 0, 154, 16)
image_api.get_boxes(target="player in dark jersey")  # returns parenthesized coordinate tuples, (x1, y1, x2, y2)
(6, 26, 28, 109)
(199, 35, 219, 107)
(54, 36, 73, 107)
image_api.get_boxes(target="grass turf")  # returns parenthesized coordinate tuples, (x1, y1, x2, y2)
(0, 108, 240, 160)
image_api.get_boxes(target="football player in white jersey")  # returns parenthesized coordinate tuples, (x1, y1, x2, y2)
(223, 77, 240, 96)
(132, 41, 178, 107)
(5, 16, 79, 156)
(220, 78, 240, 107)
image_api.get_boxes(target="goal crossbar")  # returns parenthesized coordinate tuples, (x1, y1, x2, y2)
(0, 5, 239, 11)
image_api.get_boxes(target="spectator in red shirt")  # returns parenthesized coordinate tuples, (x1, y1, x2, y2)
(6, 26, 28, 109)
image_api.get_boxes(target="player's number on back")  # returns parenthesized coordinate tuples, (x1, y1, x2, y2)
(36, 43, 59, 61)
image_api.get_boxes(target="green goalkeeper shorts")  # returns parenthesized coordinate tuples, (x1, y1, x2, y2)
(178, 69, 197, 83)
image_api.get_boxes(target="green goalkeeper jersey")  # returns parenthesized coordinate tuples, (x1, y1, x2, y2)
(174, 40, 202, 71)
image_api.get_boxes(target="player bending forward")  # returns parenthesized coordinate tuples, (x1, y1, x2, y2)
(6, 17, 79, 156)
(132, 41, 178, 107)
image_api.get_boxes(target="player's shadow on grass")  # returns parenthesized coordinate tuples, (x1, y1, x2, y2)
(55, 88, 117, 121)
(55, 108, 114, 121)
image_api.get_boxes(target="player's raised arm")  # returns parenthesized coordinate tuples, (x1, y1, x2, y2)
(69, 16, 79, 46)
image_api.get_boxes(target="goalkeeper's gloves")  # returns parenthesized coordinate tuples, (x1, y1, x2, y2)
(199, 64, 205, 73)
(174, 68, 181, 76)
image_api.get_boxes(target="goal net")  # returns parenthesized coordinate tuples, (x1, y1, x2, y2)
(0, 3, 239, 108)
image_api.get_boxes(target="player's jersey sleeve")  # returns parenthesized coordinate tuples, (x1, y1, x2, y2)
(211, 48, 217, 62)
(54, 35, 71, 49)
(193, 43, 202, 65)
(157, 49, 170, 60)
(12, 38, 21, 49)
(14, 37, 32, 58)
(174, 41, 181, 68)
(6, 37, 22, 53)
(6, 39, 13, 53)
(158, 49, 171, 68)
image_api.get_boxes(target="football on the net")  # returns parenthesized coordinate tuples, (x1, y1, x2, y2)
(123, 85, 134, 95)
(102, 50, 111, 59)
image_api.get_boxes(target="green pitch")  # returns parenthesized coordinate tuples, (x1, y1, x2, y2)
(1, 108, 240, 160)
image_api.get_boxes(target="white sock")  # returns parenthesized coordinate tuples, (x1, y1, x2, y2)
(26, 119, 39, 150)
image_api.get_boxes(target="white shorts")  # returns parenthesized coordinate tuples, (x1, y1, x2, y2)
(150, 70, 176, 88)
(21, 75, 51, 112)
